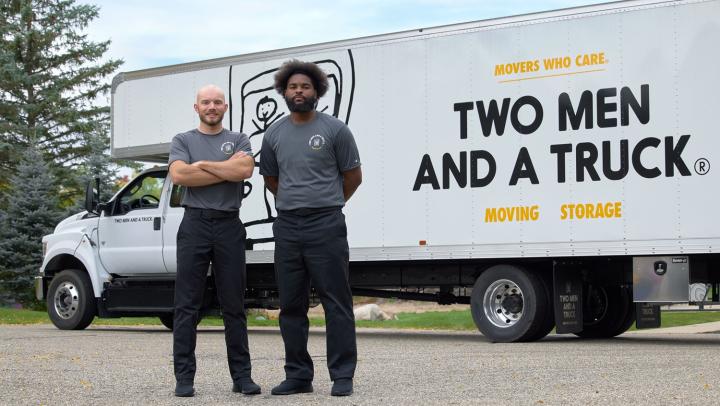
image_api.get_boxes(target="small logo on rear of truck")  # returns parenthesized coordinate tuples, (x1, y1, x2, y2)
(654, 261, 667, 276)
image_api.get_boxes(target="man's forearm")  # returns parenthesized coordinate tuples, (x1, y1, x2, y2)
(342, 167, 362, 201)
(263, 176, 279, 195)
(195, 155, 254, 182)
(170, 161, 223, 187)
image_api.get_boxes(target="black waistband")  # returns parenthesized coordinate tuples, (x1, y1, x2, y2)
(277, 206, 342, 217)
(184, 207, 239, 219)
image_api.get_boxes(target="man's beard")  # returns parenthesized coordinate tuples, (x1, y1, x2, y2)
(285, 95, 317, 113)
(199, 111, 224, 126)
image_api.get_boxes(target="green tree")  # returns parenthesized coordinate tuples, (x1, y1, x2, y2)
(0, 0, 123, 200)
(66, 121, 141, 215)
(0, 145, 62, 306)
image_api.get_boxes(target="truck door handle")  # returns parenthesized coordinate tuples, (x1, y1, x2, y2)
(153, 217, 161, 230)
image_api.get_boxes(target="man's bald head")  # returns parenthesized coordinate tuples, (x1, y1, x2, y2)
(194, 84, 228, 132)
(196, 84, 226, 104)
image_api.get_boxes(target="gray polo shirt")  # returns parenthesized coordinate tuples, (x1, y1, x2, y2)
(168, 128, 252, 211)
(259, 113, 361, 211)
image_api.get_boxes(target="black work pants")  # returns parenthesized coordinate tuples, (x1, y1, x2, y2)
(273, 207, 357, 381)
(173, 208, 251, 384)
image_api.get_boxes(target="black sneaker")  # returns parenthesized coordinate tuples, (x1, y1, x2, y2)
(331, 378, 353, 396)
(270, 379, 314, 395)
(232, 378, 261, 395)
(174, 381, 195, 397)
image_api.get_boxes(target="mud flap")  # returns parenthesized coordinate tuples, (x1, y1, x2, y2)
(553, 263, 583, 334)
(635, 303, 661, 329)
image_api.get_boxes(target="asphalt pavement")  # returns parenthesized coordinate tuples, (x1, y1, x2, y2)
(1, 324, 719, 405)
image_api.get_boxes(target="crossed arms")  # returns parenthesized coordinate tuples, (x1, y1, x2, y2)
(170, 151, 255, 187)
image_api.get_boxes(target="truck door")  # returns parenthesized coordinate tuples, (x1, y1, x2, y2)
(161, 183, 185, 273)
(97, 170, 168, 274)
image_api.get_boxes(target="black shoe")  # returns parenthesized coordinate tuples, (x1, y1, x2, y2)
(331, 378, 353, 396)
(271, 379, 313, 395)
(232, 378, 261, 395)
(174, 381, 195, 397)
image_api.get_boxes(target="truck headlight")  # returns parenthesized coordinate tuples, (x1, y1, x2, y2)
(42, 241, 47, 258)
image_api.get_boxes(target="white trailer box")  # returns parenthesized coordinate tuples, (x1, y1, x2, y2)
(112, 0, 720, 261)
(38, 0, 720, 341)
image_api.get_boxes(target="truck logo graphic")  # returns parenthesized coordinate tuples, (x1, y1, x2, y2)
(229, 51, 356, 247)
(654, 261, 667, 276)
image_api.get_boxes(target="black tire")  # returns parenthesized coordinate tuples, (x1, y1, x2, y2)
(524, 272, 556, 342)
(574, 284, 634, 338)
(471, 265, 551, 343)
(159, 314, 174, 330)
(47, 269, 96, 330)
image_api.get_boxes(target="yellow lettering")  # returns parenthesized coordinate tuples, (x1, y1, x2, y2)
(560, 201, 623, 220)
(485, 205, 540, 223)
(575, 52, 607, 67)
(485, 207, 498, 222)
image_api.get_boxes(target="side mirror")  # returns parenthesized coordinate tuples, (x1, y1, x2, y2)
(84, 178, 100, 214)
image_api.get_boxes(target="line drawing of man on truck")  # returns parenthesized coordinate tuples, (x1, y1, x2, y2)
(167, 84, 260, 397)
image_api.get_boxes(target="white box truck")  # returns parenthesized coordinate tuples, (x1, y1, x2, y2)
(36, 0, 720, 342)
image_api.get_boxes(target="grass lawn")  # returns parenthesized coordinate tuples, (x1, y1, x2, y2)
(2, 307, 720, 331)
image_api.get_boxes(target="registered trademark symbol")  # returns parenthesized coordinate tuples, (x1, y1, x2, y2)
(694, 158, 710, 175)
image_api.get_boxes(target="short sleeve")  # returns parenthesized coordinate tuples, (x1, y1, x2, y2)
(168, 134, 189, 165)
(334, 125, 361, 172)
(236, 133, 253, 155)
(259, 133, 279, 176)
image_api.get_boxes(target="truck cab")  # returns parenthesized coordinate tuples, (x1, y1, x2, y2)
(37, 167, 214, 329)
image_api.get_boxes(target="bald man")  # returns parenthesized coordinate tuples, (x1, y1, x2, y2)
(168, 85, 259, 397)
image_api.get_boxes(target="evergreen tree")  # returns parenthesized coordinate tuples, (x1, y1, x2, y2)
(66, 121, 140, 214)
(0, 0, 123, 199)
(0, 145, 62, 306)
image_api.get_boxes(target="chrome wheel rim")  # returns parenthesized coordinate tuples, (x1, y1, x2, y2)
(53, 281, 79, 320)
(483, 279, 524, 328)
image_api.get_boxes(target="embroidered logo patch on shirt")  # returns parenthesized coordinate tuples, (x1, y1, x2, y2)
(221, 141, 235, 156)
(308, 134, 326, 150)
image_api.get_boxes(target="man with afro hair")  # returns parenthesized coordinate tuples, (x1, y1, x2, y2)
(260, 59, 362, 397)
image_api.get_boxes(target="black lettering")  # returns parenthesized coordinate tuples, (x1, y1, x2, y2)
(550, 143, 572, 183)
(576, 142, 600, 181)
(510, 96, 543, 135)
(454, 102, 474, 139)
(632, 137, 661, 178)
(509, 147, 539, 185)
(476, 99, 510, 136)
(597, 87, 617, 128)
(621, 84, 649, 126)
(470, 150, 496, 187)
(665, 135, 691, 177)
(558, 91, 593, 131)
(602, 140, 629, 181)
(413, 154, 440, 190)
(443, 151, 467, 189)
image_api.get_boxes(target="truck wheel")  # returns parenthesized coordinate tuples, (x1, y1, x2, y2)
(47, 269, 96, 330)
(159, 314, 174, 330)
(471, 265, 551, 342)
(574, 284, 633, 338)
(524, 272, 556, 342)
